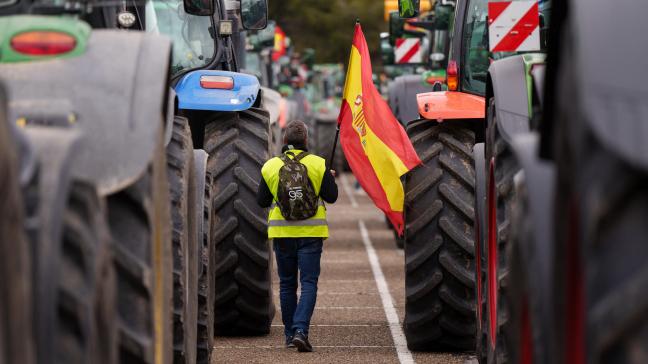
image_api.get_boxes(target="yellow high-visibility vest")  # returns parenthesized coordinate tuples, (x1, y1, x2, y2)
(261, 149, 329, 239)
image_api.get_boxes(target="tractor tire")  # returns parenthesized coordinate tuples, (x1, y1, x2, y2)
(503, 174, 544, 364)
(193, 150, 215, 364)
(53, 181, 117, 364)
(25, 176, 117, 364)
(204, 107, 275, 336)
(108, 132, 173, 364)
(166, 117, 198, 364)
(473, 143, 488, 363)
(481, 99, 518, 363)
(0, 110, 34, 364)
(403, 119, 477, 351)
(553, 124, 648, 364)
(314, 118, 344, 171)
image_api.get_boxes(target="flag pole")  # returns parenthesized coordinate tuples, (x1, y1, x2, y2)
(328, 125, 341, 171)
(329, 18, 360, 171)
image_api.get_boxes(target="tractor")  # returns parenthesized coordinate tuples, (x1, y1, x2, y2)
(489, 0, 648, 362)
(243, 20, 292, 154)
(0, 13, 174, 364)
(0, 85, 35, 364)
(398, 0, 548, 353)
(0, 0, 274, 363)
(307, 63, 346, 172)
(398, 0, 485, 351)
(468, 0, 551, 362)
(146, 0, 276, 345)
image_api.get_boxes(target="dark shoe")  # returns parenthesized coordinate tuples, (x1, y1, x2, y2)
(292, 330, 313, 352)
(285, 335, 295, 349)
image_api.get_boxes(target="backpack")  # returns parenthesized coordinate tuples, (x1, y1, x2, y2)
(275, 151, 319, 221)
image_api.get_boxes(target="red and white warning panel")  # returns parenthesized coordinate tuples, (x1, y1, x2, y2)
(395, 38, 423, 64)
(488, 0, 540, 52)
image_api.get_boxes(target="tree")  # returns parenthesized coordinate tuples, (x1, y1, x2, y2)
(269, 0, 386, 67)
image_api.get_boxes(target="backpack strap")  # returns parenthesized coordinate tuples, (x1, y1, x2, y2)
(279, 153, 292, 164)
(294, 152, 310, 162)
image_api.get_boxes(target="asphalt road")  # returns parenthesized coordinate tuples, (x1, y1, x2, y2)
(212, 174, 475, 364)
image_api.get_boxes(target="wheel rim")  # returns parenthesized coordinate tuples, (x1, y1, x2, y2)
(487, 158, 498, 348)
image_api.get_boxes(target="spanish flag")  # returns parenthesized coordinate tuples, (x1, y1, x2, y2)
(338, 23, 421, 235)
(272, 25, 286, 62)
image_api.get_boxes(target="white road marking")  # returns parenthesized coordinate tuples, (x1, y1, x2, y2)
(340, 173, 359, 208)
(359, 220, 415, 364)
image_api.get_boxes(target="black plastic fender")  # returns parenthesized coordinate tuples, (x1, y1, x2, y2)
(193, 149, 208, 270)
(0, 30, 171, 195)
(390, 74, 434, 123)
(165, 88, 177, 147)
(568, 0, 648, 169)
(508, 133, 556, 362)
(472, 142, 487, 358)
(473, 142, 487, 261)
(487, 55, 531, 144)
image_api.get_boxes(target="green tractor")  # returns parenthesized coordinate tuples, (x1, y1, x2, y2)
(0, 14, 173, 364)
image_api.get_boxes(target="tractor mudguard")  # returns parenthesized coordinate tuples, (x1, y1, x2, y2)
(417, 91, 485, 121)
(531, 64, 546, 107)
(508, 133, 555, 357)
(390, 74, 434, 123)
(175, 70, 260, 112)
(473, 142, 487, 256)
(261, 87, 281, 126)
(164, 88, 177, 147)
(570, 0, 648, 169)
(0, 30, 171, 196)
(192, 149, 208, 246)
(487, 55, 540, 144)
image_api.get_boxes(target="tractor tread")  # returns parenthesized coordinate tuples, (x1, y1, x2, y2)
(404, 121, 477, 351)
(206, 108, 274, 336)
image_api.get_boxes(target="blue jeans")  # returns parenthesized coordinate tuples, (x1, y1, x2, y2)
(273, 237, 323, 338)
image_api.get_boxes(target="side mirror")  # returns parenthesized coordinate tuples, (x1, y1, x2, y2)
(398, 0, 420, 19)
(183, 0, 214, 16)
(240, 0, 268, 30)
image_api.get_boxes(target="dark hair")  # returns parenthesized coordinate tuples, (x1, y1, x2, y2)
(284, 120, 308, 146)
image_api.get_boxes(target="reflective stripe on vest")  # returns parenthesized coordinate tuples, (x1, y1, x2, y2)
(268, 219, 328, 227)
(261, 150, 329, 239)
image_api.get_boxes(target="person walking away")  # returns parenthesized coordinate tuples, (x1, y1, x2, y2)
(256, 121, 338, 352)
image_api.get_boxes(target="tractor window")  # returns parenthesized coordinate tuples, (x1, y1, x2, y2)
(461, 0, 489, 95)
(146, 0, 215, 75)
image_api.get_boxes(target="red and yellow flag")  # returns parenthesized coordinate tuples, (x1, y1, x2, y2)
(337, 24, 421, 235)
(272, 26, 286, 61)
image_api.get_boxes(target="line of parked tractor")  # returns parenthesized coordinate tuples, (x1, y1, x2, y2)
(1, 0, 646, 363)
(0, 1, 348, 364)
(382, 0, 647, 363)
